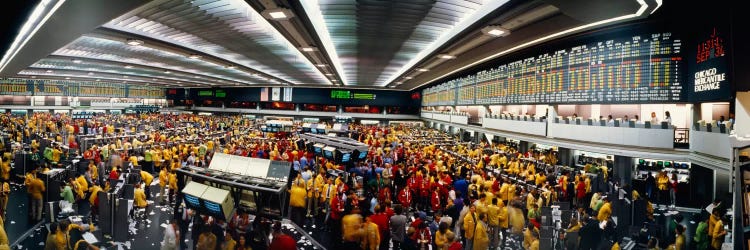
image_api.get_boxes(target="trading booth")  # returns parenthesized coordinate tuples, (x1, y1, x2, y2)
(175, 153, 292, 218)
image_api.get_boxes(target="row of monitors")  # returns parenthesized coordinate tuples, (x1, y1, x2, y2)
(637, 159, 690, 169)
(182, 181, 234, 220)
(299, 141, 367, 163)
(301, 127, 327, 134)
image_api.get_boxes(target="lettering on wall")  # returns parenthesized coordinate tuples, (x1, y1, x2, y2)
(691, 27, 730, 100)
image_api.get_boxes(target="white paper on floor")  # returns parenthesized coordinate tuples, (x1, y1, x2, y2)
(10, 221, 15, 224)
(161, 223, 169, 228)
(38, 242, 44, 246)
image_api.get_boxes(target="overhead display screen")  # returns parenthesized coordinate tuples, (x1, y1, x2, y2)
(331, 90, 376, 100)
(423, 32, 684, 106)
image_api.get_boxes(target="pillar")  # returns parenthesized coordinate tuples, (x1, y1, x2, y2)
(558, 147, 574, 167)
(519, 141, 530, 153)
(613, 155, 633, 185)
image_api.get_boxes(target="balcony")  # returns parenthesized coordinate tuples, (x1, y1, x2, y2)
(421, 111, 468, 124)
(547, 117, 674, 149)
(690, 120, 732, 158)
(482, 114, 546, 137)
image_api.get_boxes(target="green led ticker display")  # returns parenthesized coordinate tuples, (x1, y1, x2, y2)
(331, 90, 376, 100)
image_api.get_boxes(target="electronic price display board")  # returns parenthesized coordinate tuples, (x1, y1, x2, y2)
(331, 90, 376, 100)
(423, 32, 684, 106)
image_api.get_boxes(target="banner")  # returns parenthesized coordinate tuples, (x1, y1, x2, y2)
(260, 87, 269, 101)
(271, 87, 281, 101)
(283, 87, 293, 102)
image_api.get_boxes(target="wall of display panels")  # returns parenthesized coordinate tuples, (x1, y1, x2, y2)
(422, 32, 685, 106)
(0, 79, 164, 98)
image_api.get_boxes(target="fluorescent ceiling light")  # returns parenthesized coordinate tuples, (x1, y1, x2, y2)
(301, 47, 317, 52)
(126, 39, 144, 46)
(87, 72, 94, 75)
(164, 70, 171, 74)
(299, 0, 348, 85)
(95, 79, 100, 81)
(417, 68, 429, 72)
(411, 0, 652, 91)
(437, 54, 456, 59)
(262, 8, 294, 20)
(316, 64, 326, 67)
(226, 65, 237, 69)
(188, 54, 202, 59)
(0, 0, 67, 73)
(30, 75, 36, 78)
(124, 65, 133, 69)
(46, 69, 53, 73)
(65, 77, 70, 80)
(325, 73, 333, 76)
(377, 0, 510, 87)
(404, 76, 413, 79)
(269, 11, 287, 19)
(72, 59, 82, 63)
(123, 75, 129, 78)
(482, 26, 510, 37)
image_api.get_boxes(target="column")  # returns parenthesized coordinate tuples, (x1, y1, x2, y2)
(613, 155, 633, 185)
(518, 141, 530, 153)
(558, 147, 574, 167)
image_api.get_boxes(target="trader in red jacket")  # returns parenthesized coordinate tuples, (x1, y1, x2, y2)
(399, 185, 413, 210)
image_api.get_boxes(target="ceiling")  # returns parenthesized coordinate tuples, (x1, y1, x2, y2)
(0, 0, 663, 90)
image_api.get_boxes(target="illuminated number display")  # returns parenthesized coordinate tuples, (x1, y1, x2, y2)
(423, 32, 683, 106)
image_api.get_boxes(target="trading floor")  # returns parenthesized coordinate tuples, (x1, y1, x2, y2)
(1, 0, 749, 249)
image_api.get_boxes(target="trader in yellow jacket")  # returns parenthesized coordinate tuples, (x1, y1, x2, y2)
(134, 182, 148, 211)
(472, 213, 490, 250)
(140, 170, 154, 200)
(597, 197, 612, 222)
(657, 171, 669, 204)
(342, 209, 363, 246)
(487, 198, 501, 248)
(289, 182, 307, 227)
(462, 205, 478, 249)
(361, 216, 380, 250)
(158, 166, 169, 204)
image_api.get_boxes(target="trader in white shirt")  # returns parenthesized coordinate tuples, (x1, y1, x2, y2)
(664, 111, 672, 126)
(161, 220, 179, 250)
(650, 112, 659, 124)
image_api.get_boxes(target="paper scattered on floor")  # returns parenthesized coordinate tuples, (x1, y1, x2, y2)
(161, 223, 169, 228)
(38, 242, 44, 246)
(10, 221, 15, 224)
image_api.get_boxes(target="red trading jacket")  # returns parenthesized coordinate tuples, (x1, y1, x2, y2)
(431, 191, 441, 211)
(408, 176, 419, 191)
(420, 177, 430, 197)
(398, 188, 412, 207)
(330, 195, 345, 220)
(370, 213, 390, 241)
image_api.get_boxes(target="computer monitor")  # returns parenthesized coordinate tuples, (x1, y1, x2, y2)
(323, 146, 335, 159)
(656, 161, 663, 168)
(183, 194, 202, 210)
(200, 186, 234, 221)
(313, 143, 325, 155)
(664, 161, 672, 168)
(358, 150, 368, 160)
(341, 153, 351, 163)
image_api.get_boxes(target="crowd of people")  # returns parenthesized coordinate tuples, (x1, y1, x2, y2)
(0, 112, 733, 250)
